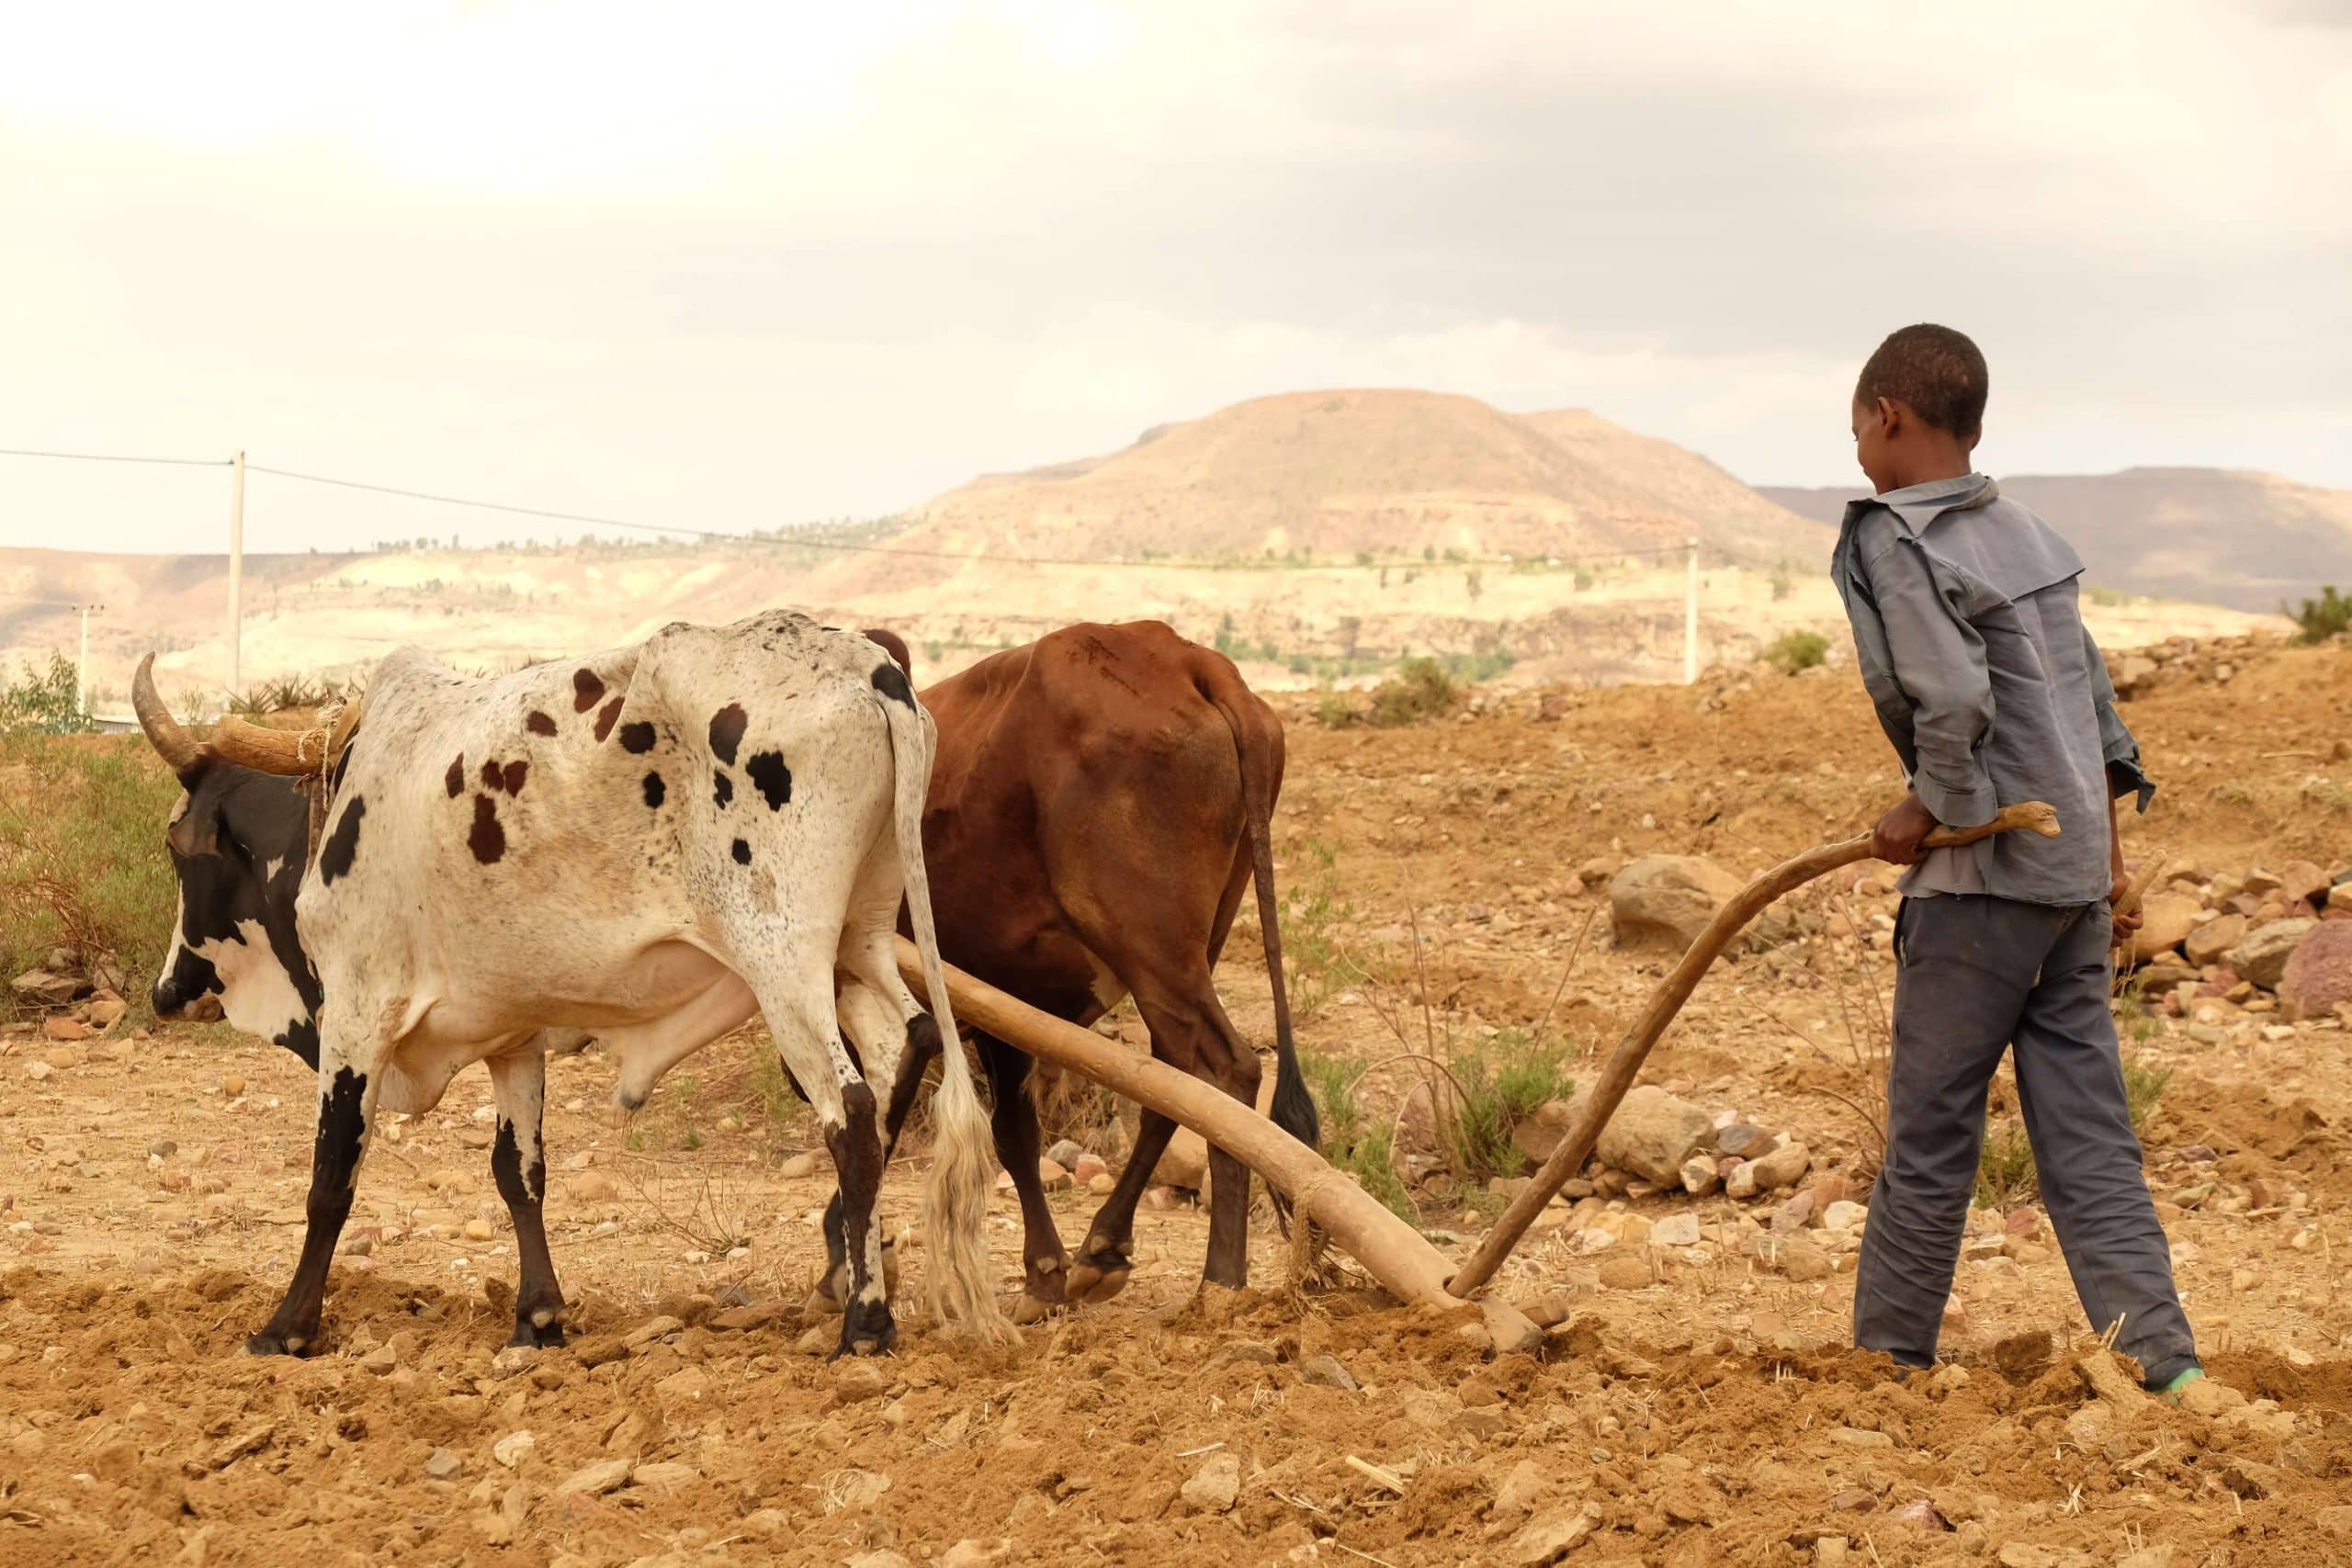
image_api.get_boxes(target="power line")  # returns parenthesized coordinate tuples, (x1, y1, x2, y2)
(243, 462, 1012, 561)
(0, 446, 230, 468)
(4, 443, 1779, 575)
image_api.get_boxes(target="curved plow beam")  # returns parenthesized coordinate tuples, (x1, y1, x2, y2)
(891, 939, 1515, 1331)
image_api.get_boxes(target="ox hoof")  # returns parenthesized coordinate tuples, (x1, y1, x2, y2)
(1063, 1255, 1133, 1305)
(1022, 1258, 1070, 1306)
(508, 1309, 567, 1349)
(829, 1302, 897, 1359)
(1012, 1292, 1068, 1325)
(244, 1324, 319, 1358)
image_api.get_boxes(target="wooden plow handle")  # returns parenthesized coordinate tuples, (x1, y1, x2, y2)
(1444, 800, 2061, 1299)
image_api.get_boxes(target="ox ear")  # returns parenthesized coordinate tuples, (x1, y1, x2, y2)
(164, 794, 221, 859)
(862, 627, 912, 678)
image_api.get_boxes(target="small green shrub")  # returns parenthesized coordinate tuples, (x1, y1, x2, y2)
(2120, 1052, 2172, 1135)
(1436, 649, 1517, 683)
(749, 1046, 812, 1144)
(1279, 837, 1361, 1017)
(228, 674, 354, 717)
(1973, 1051, 2167, 1208)
(1302, 1049, 1412, 1218)
(1368, 658, 1459, 728)
(628, 1072, 711, 1152)
(2301, 777, 2352, 816)
(0, 654, 93, 734)
(1765, 629, 1830, 674)
(1441, 1032, 1575, 1182)
(1974, 1120, 2038, 1208)
(2287, 585, 2351, 645)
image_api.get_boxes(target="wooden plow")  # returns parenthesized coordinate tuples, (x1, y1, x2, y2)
(897, 802, 2060, 1323)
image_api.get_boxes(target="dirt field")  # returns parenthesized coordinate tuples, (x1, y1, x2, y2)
(6, 636, 2352, 1565)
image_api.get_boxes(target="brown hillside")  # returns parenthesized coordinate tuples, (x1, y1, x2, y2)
(1758, 467, 2352, 614)
(873, 389, 1829, 584)
(1512, 408, 1827, 567)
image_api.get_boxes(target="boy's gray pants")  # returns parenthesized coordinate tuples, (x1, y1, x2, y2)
(1853, 894, 2199, 1386)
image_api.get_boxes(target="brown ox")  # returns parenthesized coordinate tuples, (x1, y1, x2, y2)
(845, 620, 1314, 1317)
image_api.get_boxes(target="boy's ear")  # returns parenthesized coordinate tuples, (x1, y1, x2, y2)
(1875, 396, 1905, 436)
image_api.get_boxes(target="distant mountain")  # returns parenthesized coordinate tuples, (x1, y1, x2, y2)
(6, 400, 2289, 705)
(1757, 468, 2352, 613)
(888, 389, 1829, 573)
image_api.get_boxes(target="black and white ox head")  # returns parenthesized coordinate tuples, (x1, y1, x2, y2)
(134, 657, 324, 1066)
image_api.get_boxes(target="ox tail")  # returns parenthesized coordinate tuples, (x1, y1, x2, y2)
(876, 680, 1014, 1347)
(1197, 656, 1319, 1229)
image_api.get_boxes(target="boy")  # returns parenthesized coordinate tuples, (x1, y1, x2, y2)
(1832, 323, 2201, 1393)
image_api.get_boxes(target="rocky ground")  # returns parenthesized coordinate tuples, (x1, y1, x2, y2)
(4, 630, 2351, 1565)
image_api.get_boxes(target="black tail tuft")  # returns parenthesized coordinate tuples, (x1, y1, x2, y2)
(1200, 652, 1316, 1237)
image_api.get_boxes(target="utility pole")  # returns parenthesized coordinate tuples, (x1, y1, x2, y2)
(74, 603, 104, 719)
(1682, 536, 1700, 685)
(227, 449, 245, 695)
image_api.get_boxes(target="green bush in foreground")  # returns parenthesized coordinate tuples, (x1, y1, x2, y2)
(0, 733, 182, 1018)
(1442, 1030, 1576, 1183)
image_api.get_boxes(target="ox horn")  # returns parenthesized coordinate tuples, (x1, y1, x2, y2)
(207, 716, 327, 776)
(131, 654, 201, 773)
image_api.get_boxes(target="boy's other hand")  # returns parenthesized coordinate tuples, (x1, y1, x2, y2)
(1871, 792, 1938, 865)
(2109, 870, 2143, 947)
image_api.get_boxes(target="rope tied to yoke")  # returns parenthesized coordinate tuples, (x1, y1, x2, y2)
(296, 697, 362, 871)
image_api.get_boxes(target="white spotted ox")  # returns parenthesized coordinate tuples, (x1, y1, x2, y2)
(130, 609, 1008, 1358)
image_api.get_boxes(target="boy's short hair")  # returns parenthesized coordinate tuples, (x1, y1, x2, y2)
(1855, 324, 1988, 441)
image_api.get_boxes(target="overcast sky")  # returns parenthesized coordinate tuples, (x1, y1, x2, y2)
(3, 0, 2347, 557)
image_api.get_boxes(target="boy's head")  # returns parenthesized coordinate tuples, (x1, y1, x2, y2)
(1850, 323, 1986, 494)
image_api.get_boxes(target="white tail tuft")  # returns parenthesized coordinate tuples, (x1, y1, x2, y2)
(878, 684, 1014, 1346)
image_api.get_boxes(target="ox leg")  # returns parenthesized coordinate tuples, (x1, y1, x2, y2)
(1064, 1108, 1181, 1304)
(821, 1061, 892, 1358)
(1070, 976, 1265, 1297)
(979, 1032, 1071, 1321)
(249, 1058, 379, 1356)
(1196, 1027, 1264, 1290)
(489, 1049, 566, 1348)
(748, 964, 892, 1357)
(808, 981, 925, 1316)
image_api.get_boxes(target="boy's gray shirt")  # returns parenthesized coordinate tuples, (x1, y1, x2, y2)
(1831, 472, 2153, 906)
